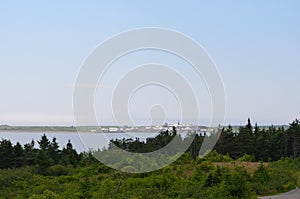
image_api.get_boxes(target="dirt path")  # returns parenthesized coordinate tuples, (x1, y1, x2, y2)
(258, 188, 300, 199)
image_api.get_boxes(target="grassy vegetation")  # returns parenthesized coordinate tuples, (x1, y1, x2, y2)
(0, 151, 300, 199)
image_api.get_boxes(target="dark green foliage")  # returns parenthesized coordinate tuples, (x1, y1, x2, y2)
(60, 140, 80, 166)
(0, 139, 14, 168)
(38, 134, 51, 151)
(0, 148, 299, 198)
(35, 134, 54, 173)
(49, 137, 60, 165)
(110, 128, 182, 155)
(35, 150, 54, 173)
(109, 118, 300, 162)
(188, 133, 204, 160)
(215, 118, 299, 161)
(0, 119, 300, 198)
(232, 118, 255, 159)
(0, 118, 299, 172)
(13, 142, 24, 167)
(215, 125, 235, 156)
(24, 140, 36, 166)
(45, 164, 69, 176)
(285, 119, 300, 158)
(0, 134, 81, 173)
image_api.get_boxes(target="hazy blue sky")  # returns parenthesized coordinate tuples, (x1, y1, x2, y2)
(0, 1, 299, 126)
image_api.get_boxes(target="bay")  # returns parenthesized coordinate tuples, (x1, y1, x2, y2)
(0, 131, 160, 153)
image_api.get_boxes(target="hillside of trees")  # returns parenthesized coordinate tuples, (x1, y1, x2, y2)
(0, 119, 300, 198)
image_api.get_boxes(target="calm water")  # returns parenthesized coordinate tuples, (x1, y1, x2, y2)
(0, 131, 160, 152)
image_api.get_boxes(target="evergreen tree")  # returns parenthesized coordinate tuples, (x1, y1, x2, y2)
(24, 140, 36, 166)
(61, 140, 79, 166)
(187, 132, 204, 160)
(232, 118, 255, 159)
(36, 134, 53, 172)
(0, 139, 14, 168)
(215, 125, 235, 157)
(49, 137, 60, 164)
(284, 119, 300, 159)
(269, 127, 284, 160)
(13, 142, 24, 167)
(38, 134, 51, 151)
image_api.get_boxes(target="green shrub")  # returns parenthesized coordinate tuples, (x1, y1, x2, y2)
(203, 150, 233, 162)
(29, 189, 59, 199)
(45, 164, 69, 176)
(237, 154, 256, 162)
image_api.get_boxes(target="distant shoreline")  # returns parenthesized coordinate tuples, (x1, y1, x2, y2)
(0, 126, 77, 132)
(0, 124, 289, 133)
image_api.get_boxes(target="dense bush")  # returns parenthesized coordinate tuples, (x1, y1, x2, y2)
(0, 151, 299, 198)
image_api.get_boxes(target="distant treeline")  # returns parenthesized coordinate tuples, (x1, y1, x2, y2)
(215, 118, 300, 161)
(0, 118, 300, 171)
(0, 134, 99, 173)
(110, 118, 300, 161)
